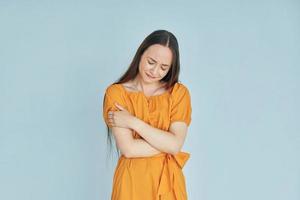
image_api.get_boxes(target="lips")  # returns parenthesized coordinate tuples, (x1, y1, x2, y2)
(146, 73, 156, 79)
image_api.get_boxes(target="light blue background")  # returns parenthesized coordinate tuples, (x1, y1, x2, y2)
(1, 1, 299, 200)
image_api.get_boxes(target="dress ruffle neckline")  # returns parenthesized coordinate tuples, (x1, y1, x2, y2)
(117, 82, 177, 99)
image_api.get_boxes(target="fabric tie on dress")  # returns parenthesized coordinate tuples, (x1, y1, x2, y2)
(156, 151, 190, 200)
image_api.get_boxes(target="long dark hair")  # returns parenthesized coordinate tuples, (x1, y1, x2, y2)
(104, 29, 181, 158)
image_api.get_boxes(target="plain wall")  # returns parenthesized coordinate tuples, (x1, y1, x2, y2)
(0, 1, 299, 200)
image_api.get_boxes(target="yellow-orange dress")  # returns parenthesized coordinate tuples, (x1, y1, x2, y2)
(103, 82, 192, 200)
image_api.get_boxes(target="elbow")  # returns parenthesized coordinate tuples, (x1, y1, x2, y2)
(169, 141, 184, 155)
(117, 142, 134, 158)
(121, 146, 134, 158)
(123, 150, 132, 158)
(169, 146, 181, 155)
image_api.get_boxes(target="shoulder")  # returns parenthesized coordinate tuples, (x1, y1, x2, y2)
(105, 83, 121, 94)
(171, 82, 191, 97)
(105, 83, 123, 97)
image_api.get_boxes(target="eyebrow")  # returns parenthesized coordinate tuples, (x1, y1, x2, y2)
(147, 56, 170, 67)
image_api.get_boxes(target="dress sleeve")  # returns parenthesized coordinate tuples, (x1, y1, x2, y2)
(102, 85, 126, 128)
(170, 84, 192, 126)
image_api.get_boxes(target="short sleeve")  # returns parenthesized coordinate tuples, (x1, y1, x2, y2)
(170, 84, 192, 126)
(102, 84, 127, 128)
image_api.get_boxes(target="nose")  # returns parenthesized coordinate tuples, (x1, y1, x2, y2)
(149, 65, 159, 75)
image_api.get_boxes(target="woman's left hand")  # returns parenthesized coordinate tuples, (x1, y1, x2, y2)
(108, 103, 135, 129)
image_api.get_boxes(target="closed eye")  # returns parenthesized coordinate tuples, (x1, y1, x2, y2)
(147, 60, 155, 65)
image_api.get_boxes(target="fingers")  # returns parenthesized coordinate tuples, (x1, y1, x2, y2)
(108, 111, 114, 120)
(108, 119, 114, 127)
(114, 103, 125, 111)
(108, 111, 115, 127)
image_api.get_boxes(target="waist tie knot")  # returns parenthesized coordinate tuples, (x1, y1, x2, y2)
(156, 151, 190, 200)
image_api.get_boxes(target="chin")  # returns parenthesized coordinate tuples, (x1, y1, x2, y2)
(144, 78, 155, 83)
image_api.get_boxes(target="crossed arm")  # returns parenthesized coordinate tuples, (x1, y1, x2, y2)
(110, 116, 189, 158)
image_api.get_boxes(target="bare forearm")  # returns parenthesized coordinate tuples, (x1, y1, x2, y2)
(130, 118, 179, 154)
(126, 138, 162, 158)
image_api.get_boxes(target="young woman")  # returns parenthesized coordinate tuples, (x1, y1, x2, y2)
(102, 29, 192, 200)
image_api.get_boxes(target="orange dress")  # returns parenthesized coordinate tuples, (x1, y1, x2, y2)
(103, 82, 192, 200)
